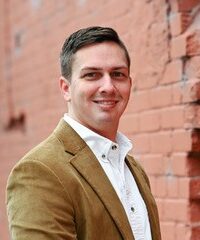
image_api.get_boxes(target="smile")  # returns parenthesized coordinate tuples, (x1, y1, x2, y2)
(92, 100, 119, 110)
(93, 100, 118, 105)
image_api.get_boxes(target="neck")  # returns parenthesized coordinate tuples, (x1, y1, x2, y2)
(97, 131, 117, 142)
(66, 111, 119, 142)
(88, 124, 118, 142)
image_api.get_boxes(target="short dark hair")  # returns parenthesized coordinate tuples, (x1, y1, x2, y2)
(60, 26, 130, 80)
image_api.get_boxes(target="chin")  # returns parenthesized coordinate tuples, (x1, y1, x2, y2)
(96, 116, 118, 124)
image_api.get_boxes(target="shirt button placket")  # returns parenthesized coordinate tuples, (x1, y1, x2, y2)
(131, 206, 135, 213)
(112, 145, 117, 150)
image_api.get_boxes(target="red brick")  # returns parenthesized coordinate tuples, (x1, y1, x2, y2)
(171, 35, 186, 58)
(185, 56, 200, 80)
(171, 153, 188, 176)
(169, 0, 199, 13)
(135, 72, 159, 90)
(161, 59, 183, 84)
(155, 176, 167, 198)
(177, 0, 200, 12)
(190, 178, 200, 200)
(170, 12, 192, 36)
(172, 130, 192, 152)
(150, 131, 172, 154)
(175, 223, 191, 240)
(149, 86, 172, 109)
(169, 0, 179, 13)
(190, 200, 200, 222)
(161, 106, 185, 129)
(186, 30, 200, 57)
(190, 79, 200, 102)
(172, 82, 184, 104)
(87, 0, 133, 25)
(126, 90, 151, 113)
(119, 113, 139, 134)
(187, 155, 200, 177)
(138, 110, 160, 132)
(191, 226, 200, 240)
(163, 199, 189, 222)
(140, 154, 164, 175)
(166, 176, 179, 198)
(182, 78, 200, 104)
(191, 129, 200, 152)
(132, 133, 150, 154)
(178, 177, 190, 198)
(185, 105, 200, 129)
(112, 14, 135, 37)
(160, 221, 176, 240)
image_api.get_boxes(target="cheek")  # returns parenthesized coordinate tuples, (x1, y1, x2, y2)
(83, 85, 98, 98)
(120, 85, 131, 98)
(73, 88, 92, 104)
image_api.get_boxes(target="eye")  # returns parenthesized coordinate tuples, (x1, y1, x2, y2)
(82, 72, 101, 80)
(86, 72, 97, 77)
(111, 71, 127, 79)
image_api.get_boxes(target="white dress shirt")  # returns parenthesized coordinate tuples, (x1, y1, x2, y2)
(63, 114, 152, 240)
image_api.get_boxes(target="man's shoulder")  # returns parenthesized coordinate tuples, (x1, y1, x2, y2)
(10, 119, 87, 180)
(7, 131, 77, 188)
(18, 132, 71, 168)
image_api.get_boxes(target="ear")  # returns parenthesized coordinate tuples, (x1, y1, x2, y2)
(129, 76, 133, 87)
(59, 76, 71, 102)
(130, 76, 136, 92)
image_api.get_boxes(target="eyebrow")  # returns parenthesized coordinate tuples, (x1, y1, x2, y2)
(80, 66, 129, 71)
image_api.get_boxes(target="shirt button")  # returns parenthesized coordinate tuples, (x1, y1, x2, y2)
(131, 207, 135, 212)
(102, 154, 106, 159)
(112, 145, 117, 150)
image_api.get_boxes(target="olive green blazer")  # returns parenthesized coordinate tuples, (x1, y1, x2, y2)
(7, 119, 161, 240)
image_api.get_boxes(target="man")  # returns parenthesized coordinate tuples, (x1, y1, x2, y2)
(6, 26, 161, 240)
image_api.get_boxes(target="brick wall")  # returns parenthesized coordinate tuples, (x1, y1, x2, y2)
(0, 0, 199, 239)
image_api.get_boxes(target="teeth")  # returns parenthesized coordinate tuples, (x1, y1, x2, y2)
(96, 101, 116, 105)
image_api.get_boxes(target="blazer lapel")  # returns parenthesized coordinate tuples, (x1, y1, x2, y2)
(71, 147, 134, 240)
(54, 119, 134, 240)
(126, 156, 161, 240)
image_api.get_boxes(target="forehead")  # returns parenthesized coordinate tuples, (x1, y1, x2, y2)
(72, 41, 128, 70)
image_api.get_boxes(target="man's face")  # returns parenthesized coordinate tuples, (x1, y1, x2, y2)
(61, 41, 132, 138)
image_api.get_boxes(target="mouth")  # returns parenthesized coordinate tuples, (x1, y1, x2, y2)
(93, 100, 119, 109)
(93, 100, 118, 104)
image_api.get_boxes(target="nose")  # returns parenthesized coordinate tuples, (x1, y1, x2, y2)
(99, 75, 116, 94)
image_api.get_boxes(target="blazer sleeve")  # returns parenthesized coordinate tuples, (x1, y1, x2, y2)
(6, 159, 77, 240)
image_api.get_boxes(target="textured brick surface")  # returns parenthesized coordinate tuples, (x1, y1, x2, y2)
(170, 12, 192, 36)
(161, 59, 183, 84)
(0, 0, 200, 240)
(177, 0, 200, 12)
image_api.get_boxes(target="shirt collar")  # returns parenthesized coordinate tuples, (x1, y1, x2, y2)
(63, 114, 132, 166)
